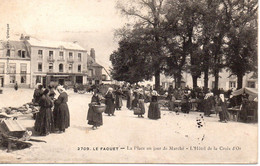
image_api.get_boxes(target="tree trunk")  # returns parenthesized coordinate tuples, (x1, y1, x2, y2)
(192, 75, 198, 88)
(214, 70, 219, 94)
(176, 73, 182, 89)
(237, 73, 243, 89)
(204, 68, 209, 89)
(154, 69, 160, 91)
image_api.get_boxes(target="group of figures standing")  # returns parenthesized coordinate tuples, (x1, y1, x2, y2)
(167, 85, 230, 123)
(87, 86, 161, 130)
(33, 84, 70, 136)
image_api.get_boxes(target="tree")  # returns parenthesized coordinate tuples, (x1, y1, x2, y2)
(224, 0, 258, 89)
(116, 0, 166, 91)
(110, 29, 154, 84)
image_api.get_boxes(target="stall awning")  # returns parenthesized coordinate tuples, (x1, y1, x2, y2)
(232, 87, 258, 98)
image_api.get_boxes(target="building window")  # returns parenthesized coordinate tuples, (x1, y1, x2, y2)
(21, 51, 26, 58)
(59, 51, 64, 60)
(49, 63, 53, 72)
(68, 64, 73, 72)
(248, 81, 256, 88)
(78, 65, 81, 72)
(6, 49, 10, 57)
(59, 64, 64, 72)
(9, 63, 16, 74)
(38, 63, 42, 72)
(0, 63, 4, 74)
(38, 50, 43, 59)
(9, 75, 15, 83)
(20, 63, 27, 74)
(49, 51, 54, 60)
(78, 53, 82, 62)
(69, 52, 73, 59)
(21, 75, 26, 84)
(229, 81, 236, 89)
(36, 76, 41, 84)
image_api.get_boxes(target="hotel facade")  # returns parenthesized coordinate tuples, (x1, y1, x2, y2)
(24, 37, 88, 88)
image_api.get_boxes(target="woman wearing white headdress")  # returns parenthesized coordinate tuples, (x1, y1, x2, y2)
(104, 87, 115, 116)
(216, 94, 229, 123)
(204, 92, 215, 117)
(53, 85, 70, 132)
(148, 90, 161, 120)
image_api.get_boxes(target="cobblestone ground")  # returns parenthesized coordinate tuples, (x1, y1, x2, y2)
(0, 88, 258, 164)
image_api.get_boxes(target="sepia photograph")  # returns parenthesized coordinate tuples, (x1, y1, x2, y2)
(0, 0, 258, 164)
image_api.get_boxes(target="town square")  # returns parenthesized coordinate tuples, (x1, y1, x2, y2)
(0, 0, 258, 164)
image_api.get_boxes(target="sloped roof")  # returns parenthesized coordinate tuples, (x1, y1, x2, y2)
(87, 55, 103, 68)
(0, 40, 27, 50)
(27, 38, 86, 51)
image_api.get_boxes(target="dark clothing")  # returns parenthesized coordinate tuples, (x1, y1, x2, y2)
(204, 96, 215, 116)
(137, 94, 145, 115)
(115, 89, 123, 110)
(33, 89, 43, 105)
(49, 89, 56, 100)
(217, 99, 229, 122)
(181, 95, 190, 114)
(105, 92, 115, 115)
(87, 94, 103, 126)
(54, 92, 70, 131)
(34, 95, 54, 135)
(148, 96, 161, 119)
(14, 84, 18, 91)
(127, 90, 133, 109)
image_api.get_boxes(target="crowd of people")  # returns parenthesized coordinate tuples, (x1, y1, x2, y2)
(32, 83, 257, 134)
(86, 85, 162, 130)
(33, 84, 70, 136)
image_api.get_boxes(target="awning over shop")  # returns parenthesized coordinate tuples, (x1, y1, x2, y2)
(232, 87, 258, 98)
(51, 75, 69, 77)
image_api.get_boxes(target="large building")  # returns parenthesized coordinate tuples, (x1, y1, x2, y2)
(22, 36, 88, 88)
(0, 40, 31, 88)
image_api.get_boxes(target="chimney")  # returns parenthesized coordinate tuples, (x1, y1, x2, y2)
(20, 34, 24, 40)
(90, 48, 95, 61)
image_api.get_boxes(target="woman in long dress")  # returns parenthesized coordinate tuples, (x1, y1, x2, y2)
(87, 89, 103, 130)
(216, 94, 229, 123)
(104, 88, 115, 116)
(148, 91, 161, 120)
(181, 91, 190, 114)
(204, 92, 215, 117)
(134, 90, 145, 118)
(34, 89, 54, 136)
(115, 87, 123, 110)
(53, 86, 70, 133)
(127, 88, 133, 110)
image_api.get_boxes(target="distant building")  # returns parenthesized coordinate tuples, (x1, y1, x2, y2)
(140, 70, 257, 91)
(87, 48, 103, 85)
(0, 40, 31, 88)
(23, 36, 88, 88)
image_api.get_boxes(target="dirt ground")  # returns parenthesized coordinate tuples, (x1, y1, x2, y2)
(0, 88, 258, 164)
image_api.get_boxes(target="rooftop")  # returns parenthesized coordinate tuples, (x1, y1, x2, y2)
(27, 38, 86, 51)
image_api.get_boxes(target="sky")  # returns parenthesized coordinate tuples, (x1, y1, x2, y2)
(0, 0, 127, 70)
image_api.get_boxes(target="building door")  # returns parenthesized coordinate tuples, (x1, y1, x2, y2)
(0, 77, 4, 87)
(43, 76, 47, 88)
(59, 79, 65, 85)
(76, 76, 83, 84)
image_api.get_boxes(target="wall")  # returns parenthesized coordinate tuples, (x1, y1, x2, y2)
(30, 46, 88, 87)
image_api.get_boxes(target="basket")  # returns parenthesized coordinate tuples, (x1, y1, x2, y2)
(93, 104, 106, 113)
(133, 107, 142, 115)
